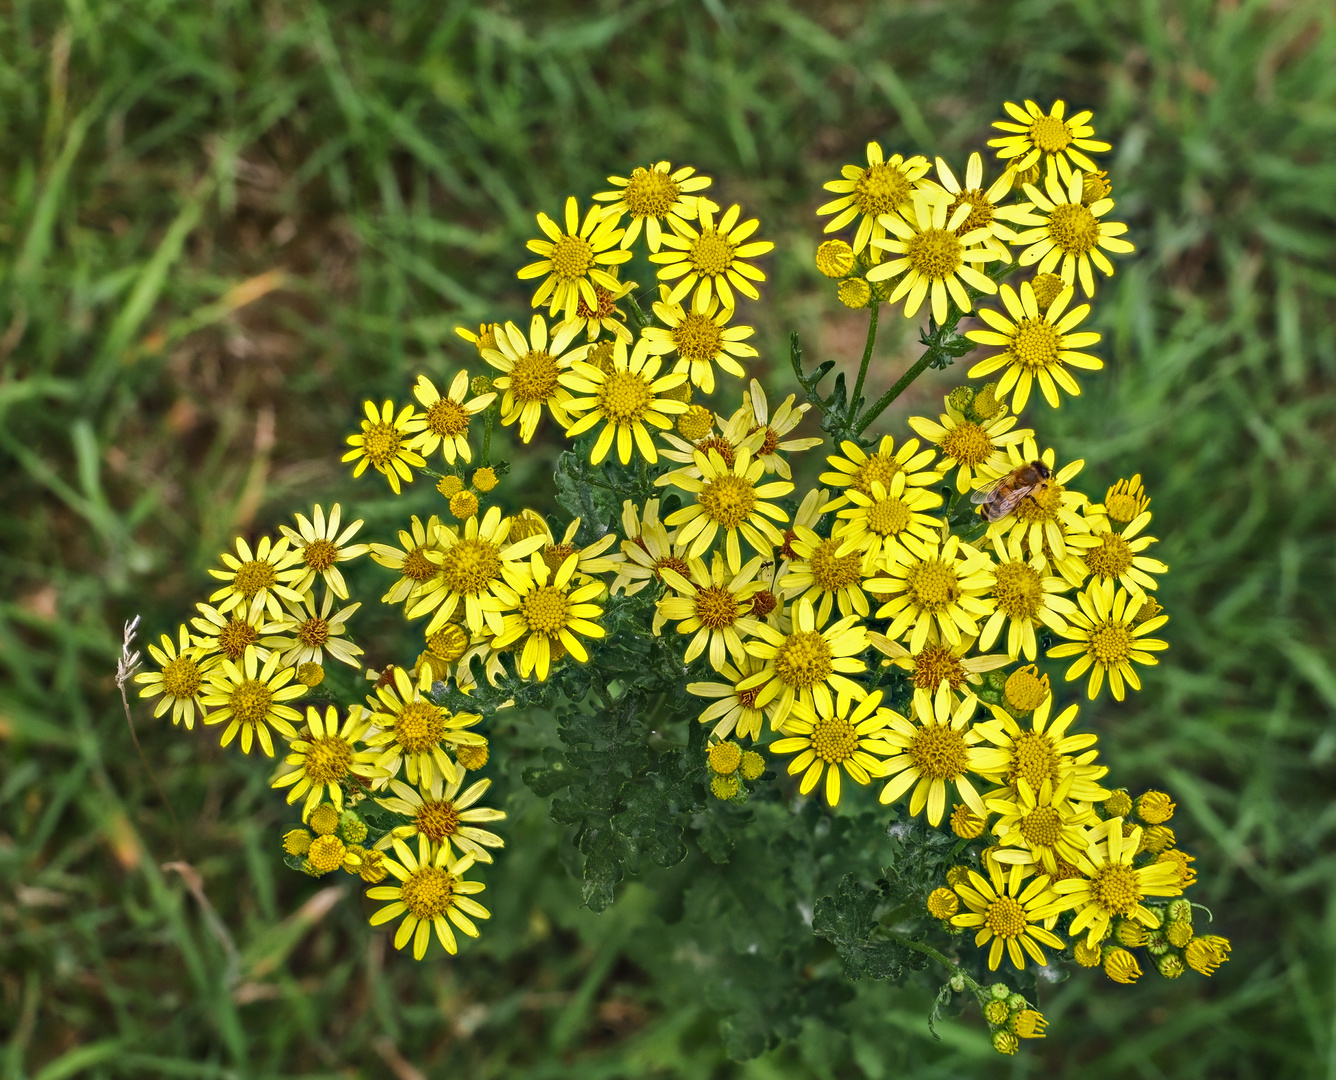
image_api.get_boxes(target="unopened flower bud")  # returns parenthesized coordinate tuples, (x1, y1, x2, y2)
(837, 277, 872, 309)
(1081, 169, 1112, 205)
(710, 774, 740, 800)
(1013, 1009, 1047, 1039)
(296, 662, 325, 687)
(951, 803, 987, 839)
(677, 404, 714, 442)
(989, 982, 1011, 1001)
(740, 750, 765, 781)
(1073, 940, 1102, 967)
(927, 887, 958, 920)
(282, 828, 312, 856)
(456, 740, 490, 771)
(1165, 920, 1194, 948)
(707, 740, 742, 776)
(1029, 272, 1065, 311)
(449, 490, 480, 520)
(947, 386, 976, 415)
(308, 803, 340, 837)
(1004, 665, 1050, 712)
(1103, 789, 1133, 819)
(1103, 947, 1141, 984)
(815, 239, 856, 279)
(1166, 898, 1193, 924)
(471, 467, 498, 492)
(992, 1029, 1019, 1055)
(437, 474, 464, 498)
(1156, 953, 1186, 979)
(984, 999, 1011, 1026)
(1114, 918, 1145, 947)
(338, 811, 368, 845)
(1143, 825, 1175, 853)
(1137, 790, 1176, 824)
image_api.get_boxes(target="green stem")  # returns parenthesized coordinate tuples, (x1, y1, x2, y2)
(855, 352, 934, 435)
(850, 302, 879, 411)
(482, 406, 494, 465)
(885, 931, 983, 996)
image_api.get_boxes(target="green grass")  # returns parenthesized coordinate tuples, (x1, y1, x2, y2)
(3, 0, 1336, 1075)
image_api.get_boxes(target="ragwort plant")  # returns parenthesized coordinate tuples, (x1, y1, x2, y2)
(134, 100, 1230, 1054)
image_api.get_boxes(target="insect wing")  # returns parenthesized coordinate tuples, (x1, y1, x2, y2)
(970, 474, 1007, 505)
(980, 483, 1041, 522)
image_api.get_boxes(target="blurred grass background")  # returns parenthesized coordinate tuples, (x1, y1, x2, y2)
(2, 0, 1335, 1075)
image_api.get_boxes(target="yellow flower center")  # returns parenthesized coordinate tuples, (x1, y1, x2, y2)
(1087, 620, 1134, 665)
(1028, 275, 1065, 315)
(450, 491, 480, 520)
(810, 714, 859, 764)
(853, 162, 913, 217)
(671, 311, 724, 362)
(401, 546, 440, 583)
(677, 404, 713, 441)
(1091, 863, 1143, 915)
(597, 369, 653, 423)
(1019, 804, 1063, 847)
(399, 864, 455, 919)
(439, 538, 501, 596)
(549, 233, 595, 280)
(541, 542, 579, 578)
(808, 539, 863, 592)
(849, 452, 900, 495)
(1011, 482, 1064, 523)
(688, 229, 735, 276)
(576, 285, 619, 320)
(748, 590, 777, 619)
(509, 350, 561, 403)
(303, 538, 339, 572)
(160, 655, 202, 699)
(694, 585, 739, 629)
(1084, 532, 1134, 578)
(866, 495, 913, 536)
(217, 617, 258, 660)
(233, 559, 277, 599)
(939, 421, 993, 466)
(230, 679, 274, 725)
(308, 834, 347, 874)
(708, 740, 742, 774)
(651, 553, 690, 580)
(1047, 203, 1100, 256)
(426, 398, 470, 438)
(1009, 318, 1061, 371)
(698, 473, 757, 529)
(774, 630, 834, 688)
(984, 894, 1028, 938)
(298, 616, 330, 648)
(395, 700, 446, 753)
(456, 741, 490, 771)
(415, 798, 461, 841)
(908, 724, 969, 780)
(1104, 492, 1141, 523)
(992, 561, 1046, 620)
(748, 425, 781, 456)
(362, 422, 402, 466)
(904, 557, 962, 613)
(297, 662, 325, 687)
(521, 585, 571, 634)
(304, 735, 353, 784)
(622, 167, 680, 217)
(1004, 666, 1050, 712)
(910, 644, 966, 691)
(815, 239, 856, 278)
(927, 887, 959, 919)
(1028, 114, 1073, 153)
(1008, 731, 1060, 792)
(427, 626, 469, 663)
(905, 227, 963, 281)
(947, 189, 995, 236)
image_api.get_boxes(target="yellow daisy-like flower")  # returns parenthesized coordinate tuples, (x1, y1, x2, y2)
(780, 523, 874, 625)
(370, 514, 447, 608)
(278, 503, 370, 601)
(1048, 580, 1170, 701)
(1012, 169, 1134, 298)
(189, 602, 268, 666)
(367, 837, 490, 960)
(950, 863, 1066, 971)
(375, 772, 506, 864)
(650, 201, 775, 311)
(561, 337, 689, 465)
(342, 400, 427, 495)
(977, 435, 1093, 567)
(973, 695, 1109, 803)
(260, 589, 364, 669)
(134, 625, 209, 729)
(965, 282, 1103, 411)
(482, 315, 587, 443)
(517, 196, 631, 320)
(610, 497, 689, 599)
(640, 287, 757, 394)
(1037, 818, 1182, 948)
(593, 162, 713, 252)
(731, 380, 822, 480)
(490, 551, 606, 682)
(200, 644, 303, 757)
(657, 552, 767, 671)
(1097, 474, 1152, 527)
(918, 153, 1029, 263)
(816, 143, 930, 255)
(819, 435, 941, 498)
(987, 99, 1111, 176)
(877, 685, 990, 826)
(907, 408, 1030, 495)
(366, 666, 483, 786)
(1079, 505, 1167, 596)
(870, 633, 1010, 720)
(979, 536, 1077, 661)
(454, 322, 499, 355)
(411, 507, 548, 636)
(831, 477, 944, 569)
(866, 190, 1000, 326)
(770, 690, 897, 806)
(564, 270, 636, 343)
(408, 372, 496, 464)
(536, 517, 624, 586)
(273, 705, 383, 817)
(659, 446, 793, 574)
(686, 654, 777, 740)
(986, 776, 1099, 876)
(865, 532, 996, 653)
(207, 535, 303, 621)
(739, 597, 868, 728)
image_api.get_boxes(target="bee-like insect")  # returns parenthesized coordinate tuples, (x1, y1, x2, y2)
(970, 460, 1052, 523)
